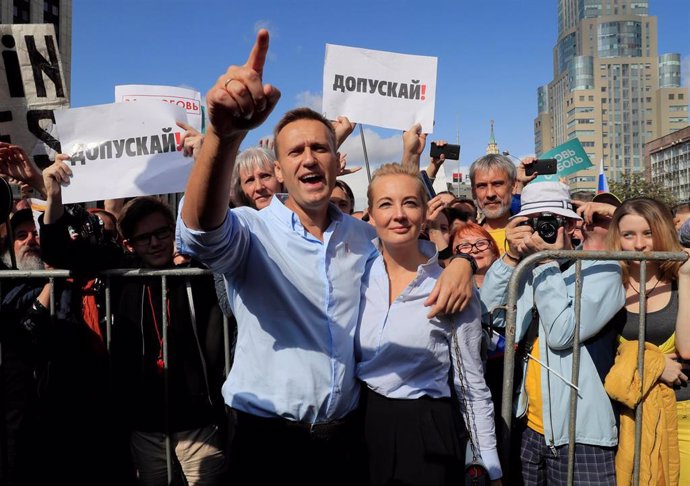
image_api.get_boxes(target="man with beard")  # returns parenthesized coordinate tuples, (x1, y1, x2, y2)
(0, 208, 52, 485)
(1, 209, 43, 268)
(469, 154, 518, 254)
(0, 208, 115, 486)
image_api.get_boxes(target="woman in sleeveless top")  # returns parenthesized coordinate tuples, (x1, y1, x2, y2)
(605, 197, 690, 485)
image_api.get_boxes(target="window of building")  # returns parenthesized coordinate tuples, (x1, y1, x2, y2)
(670, 94, 675, 100)
(13, 0, 31, 23)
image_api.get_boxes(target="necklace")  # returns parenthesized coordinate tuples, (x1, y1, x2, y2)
(628, 278, 662, 296)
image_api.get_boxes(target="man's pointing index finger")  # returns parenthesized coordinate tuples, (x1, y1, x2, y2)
(246, 29, 269, 78)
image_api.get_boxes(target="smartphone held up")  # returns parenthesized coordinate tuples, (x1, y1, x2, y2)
(525, 158, 557, 177)
(430, 142, 460, 161)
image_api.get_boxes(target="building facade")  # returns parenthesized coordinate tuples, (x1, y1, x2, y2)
(647, 125, 690, 203)
(534, 0, 688, 191)
(1, 0, 72, 96)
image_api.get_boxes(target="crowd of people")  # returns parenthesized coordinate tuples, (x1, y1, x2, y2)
(0, 28, 689, 486)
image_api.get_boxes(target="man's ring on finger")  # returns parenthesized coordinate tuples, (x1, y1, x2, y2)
(223, 78, 234, 90)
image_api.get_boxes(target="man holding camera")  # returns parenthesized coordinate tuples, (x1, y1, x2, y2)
(480, 181, 625, 486)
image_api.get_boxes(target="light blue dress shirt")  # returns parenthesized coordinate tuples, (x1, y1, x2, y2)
(177, 196, 377, 424)
(356, 240, 502, 479)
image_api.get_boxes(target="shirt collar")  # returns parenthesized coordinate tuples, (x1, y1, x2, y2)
(371, 238, 441, 277)
(267, 195, 341, 235)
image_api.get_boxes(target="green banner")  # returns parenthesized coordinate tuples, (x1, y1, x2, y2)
(534, 138, 593, 182)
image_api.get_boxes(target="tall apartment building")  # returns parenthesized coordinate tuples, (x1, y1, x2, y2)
(1, 0, 72, 96)
(534, 0, 688, 191)
(647, 125, 690, 202)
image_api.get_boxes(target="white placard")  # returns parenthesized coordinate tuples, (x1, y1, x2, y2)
(54, 101, 190, 204)
(115, 84, 203, 132)
(322, 44, 437, 133)
(0, 24, 68, 168)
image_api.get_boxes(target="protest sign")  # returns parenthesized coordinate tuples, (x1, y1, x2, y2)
(54, 101, 189, 204)
(115, 84, 204, 132)
(322, 44, 437, 133)
(0, 23, 68, 168)
(534, 138, 593, 182)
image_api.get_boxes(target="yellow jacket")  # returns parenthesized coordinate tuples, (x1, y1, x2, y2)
(604, 340, 679, 486)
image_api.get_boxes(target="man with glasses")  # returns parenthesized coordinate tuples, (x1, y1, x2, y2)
(109, 196, 228, 486)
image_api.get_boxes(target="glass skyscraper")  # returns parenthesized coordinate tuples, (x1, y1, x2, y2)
(534, 0, 688, 190)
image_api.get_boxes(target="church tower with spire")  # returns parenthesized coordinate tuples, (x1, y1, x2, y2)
(486, 119, 499, 155)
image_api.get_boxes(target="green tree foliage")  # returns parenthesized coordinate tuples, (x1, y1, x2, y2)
(609, 172, 678, 208)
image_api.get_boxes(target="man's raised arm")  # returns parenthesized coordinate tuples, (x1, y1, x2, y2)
(181, 29, 281, 230)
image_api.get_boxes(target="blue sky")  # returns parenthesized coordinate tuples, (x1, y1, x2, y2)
(70, 0, 689, 205)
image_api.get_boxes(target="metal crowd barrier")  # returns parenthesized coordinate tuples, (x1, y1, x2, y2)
(495, 250, 688, 486)
(0, 267, 230, 486)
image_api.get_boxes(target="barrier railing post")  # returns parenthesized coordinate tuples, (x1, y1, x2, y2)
(160, 275, 173, 484)
(632, 261, 648, 486)
(105, 276, 112, 352)
(496, 250, 687, 481)
(566, 260, 583, 486)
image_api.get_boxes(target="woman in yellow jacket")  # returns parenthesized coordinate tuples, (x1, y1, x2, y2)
(604, 198, 690, 486)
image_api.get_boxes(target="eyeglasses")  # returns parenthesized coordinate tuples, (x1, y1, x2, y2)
(129, 226, 173, 246)
(455, 239, 491, 254)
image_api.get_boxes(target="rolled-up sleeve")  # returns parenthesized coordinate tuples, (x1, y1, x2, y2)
(176, 197, 251, 276)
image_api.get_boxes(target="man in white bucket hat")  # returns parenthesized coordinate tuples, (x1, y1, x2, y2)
(480, 181, 625, 486)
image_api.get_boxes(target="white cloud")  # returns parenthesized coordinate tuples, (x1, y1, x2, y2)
(253, 20, 272, 34)
(682, 55, 690, 88)
(294, 91, 323, 111)
(338, 128, 401, 168)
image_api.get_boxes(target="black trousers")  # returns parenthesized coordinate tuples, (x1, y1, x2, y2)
(363, 389, 466, 486)
(227, 408, 365, 486)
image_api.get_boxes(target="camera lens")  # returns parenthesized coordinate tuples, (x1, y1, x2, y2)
(535, 216, 560, 244)
(538, 223, 557, 242)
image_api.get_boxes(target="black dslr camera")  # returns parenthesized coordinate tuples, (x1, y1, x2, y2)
(64, 204, 106, 246)
(521, 212, 566, 244)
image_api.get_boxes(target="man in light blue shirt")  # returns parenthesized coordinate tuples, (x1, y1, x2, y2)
(178, 29, 475, 485)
